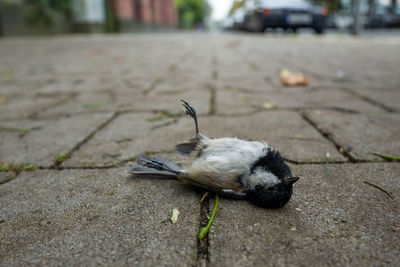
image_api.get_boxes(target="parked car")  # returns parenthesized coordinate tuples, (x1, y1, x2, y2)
(243, 0, 328, 34)
(366, 6, 400, 28)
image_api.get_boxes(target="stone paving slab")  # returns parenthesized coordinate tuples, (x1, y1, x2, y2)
(0, 95, 65, 120)
(199, 111, 346, 163)
(1, 33, 400, 266)
(216, 86, 384, 115)
(39, 91, 116, 117)
(215, 75, 279, 94)
(209, 163, 400, 266)
(348, 85, 400, 112)
(0, 168, 199, 266)
(0, 113, 113, 167)
(65, 110, 345, 167)
(216, 37, 400, 92)
(152, 78, 209, 94)
(35, 74, 151, 95)
(41, 89, 210, 118)
(63, 113, 191, 167)
(305, 110, 400, 161)
(0, 171, 17, 185)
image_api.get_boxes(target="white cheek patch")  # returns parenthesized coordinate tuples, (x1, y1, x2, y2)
(243, 167, 280, 190)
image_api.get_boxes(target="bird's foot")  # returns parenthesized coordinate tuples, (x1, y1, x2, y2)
(181, 99, 197, 119)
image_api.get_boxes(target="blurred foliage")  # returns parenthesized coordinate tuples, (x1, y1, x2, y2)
(229, 0, 246, 15)
(391, 0, 398, 9)
(174, 0, 211, 29)
(105, 0, 116, 32)
(24, 0, 72, 26)
(311, 0, 341, 11)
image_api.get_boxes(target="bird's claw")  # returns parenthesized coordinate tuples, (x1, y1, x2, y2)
(181, 99, 196, 119)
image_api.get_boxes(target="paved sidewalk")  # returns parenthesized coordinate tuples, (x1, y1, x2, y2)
(0, 33, 399, 266)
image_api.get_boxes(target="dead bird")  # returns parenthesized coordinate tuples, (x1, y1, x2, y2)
(131, 100, 299, 208)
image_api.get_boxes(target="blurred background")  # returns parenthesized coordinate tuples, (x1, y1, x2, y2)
(0, 0, 399, 36)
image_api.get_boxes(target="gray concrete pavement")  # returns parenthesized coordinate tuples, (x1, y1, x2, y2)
(0, 33, 399, 266)
(210, 163, 400, 266)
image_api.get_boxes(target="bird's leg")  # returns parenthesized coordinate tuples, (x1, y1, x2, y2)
(181, 99, 199, 136)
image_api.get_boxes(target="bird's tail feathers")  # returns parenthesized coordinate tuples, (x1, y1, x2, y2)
(131, 155, 181, 177)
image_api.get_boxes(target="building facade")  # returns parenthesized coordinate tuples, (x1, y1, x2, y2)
(111, 0, 177, 27)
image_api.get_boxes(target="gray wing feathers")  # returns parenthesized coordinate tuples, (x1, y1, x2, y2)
(131, 155, 181, 177)
(131, 166, 177, 176)
(175, 138, 199, 155)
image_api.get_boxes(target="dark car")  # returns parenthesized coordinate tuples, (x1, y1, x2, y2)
(366, 6, 400, 28)
(243, 0, 328, 34)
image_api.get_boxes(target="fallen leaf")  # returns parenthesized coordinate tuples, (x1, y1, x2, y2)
(171, 208, 180, 223)
(280, 69, 309, 86)
(262, 102, 278, 110)
(200, 191, 209, 203)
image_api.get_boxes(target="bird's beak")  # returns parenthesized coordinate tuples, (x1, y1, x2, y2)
(283, 176, 300, 186)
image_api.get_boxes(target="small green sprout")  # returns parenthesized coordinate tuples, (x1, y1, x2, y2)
(55, 153, 71, 166)
(198, 194, 219, 240)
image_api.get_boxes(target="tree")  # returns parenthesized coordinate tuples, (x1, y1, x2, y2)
(368, 0, 376, 17)
(24, 0, 72, 27)
(391, 0, 398, 11)
(229, 0, 245, 15)
(312, 0, 341, 12)
(175, 0, 211, 29)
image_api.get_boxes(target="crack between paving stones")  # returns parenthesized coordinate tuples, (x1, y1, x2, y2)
(32, 110, 114, 120)
(25, 98, 70, 120)
(282, 157, 347, 164)
(208, 54, 218, 116)
(282, 158, 387, 165)
(264, 76, 281, 92)
(45, 165, 118, 170)
(0, 106, 362, 124)
(208, 106, 361, 119)
(48, 150, 176, 170)
(208, 86, 216, 116)
(0, 171, 19, 185)
(143, 52, 192, 96)
(299, 111, 356, 162)
(143, 77, 163, 95)
(212, 70, 218, 80)
(197, 190, 210, 267)
(53, 112, 120, 168)
(340, 87, 397, 113)
(168, 63, 177, 72)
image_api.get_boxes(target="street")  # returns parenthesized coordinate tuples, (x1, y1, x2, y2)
(0, 32, 399, 266)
